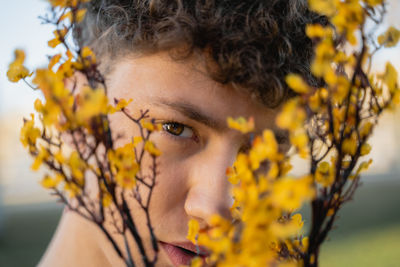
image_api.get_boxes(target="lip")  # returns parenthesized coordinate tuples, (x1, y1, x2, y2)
(159, 241, 209, 266)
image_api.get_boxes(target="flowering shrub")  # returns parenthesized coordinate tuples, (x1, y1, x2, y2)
(7, 0, 399, 266)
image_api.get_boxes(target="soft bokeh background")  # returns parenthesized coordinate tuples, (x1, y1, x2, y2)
(0, 1, 399, 266)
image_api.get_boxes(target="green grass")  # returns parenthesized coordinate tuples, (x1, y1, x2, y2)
(0, 203, 63, 267)
(320, 223, 400, 267)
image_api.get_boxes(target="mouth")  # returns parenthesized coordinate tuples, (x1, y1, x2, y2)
(159, 241, 209, 266)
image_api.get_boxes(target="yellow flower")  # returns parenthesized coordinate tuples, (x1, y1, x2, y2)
(364, 0, 383, 6)
(102, 193, 113, 208)
(359, 121, 373, 138)
(360, 143, 371, 156)
(272, 175, 314, 211)
(187, 219, 200, 244)
(40, 174, 63, 189)
(54, 151, 66, 164)
(48, 54, 62, 70)
(31, 145, 50, 171)
(248, 130, 280, 170)
(311, 41, 335, 78)
(315, 161, 334, 187)
(308, 0, 336, 17)
(271, 213, 304, 238)
(99, 182, 113, 207)
(20, 114, 41, 150)
(74, 46, 96, 70)
(48, 28, 68, 48)
(64, 182, 81, 198)
(33, 69, 74, 127)
(342, 136, 357, 156)
(276, 98, 306, 132)
(108, 143, 139, 189)
(76, 87, 109, 124)
(141, 120, 162, 132)
(109, 98, 133, 114)
(290, 132, 309, 159)
(378, 26, 400, 48)
(144, 140, 162, 156)
(331, 1, 364, 45)
(68, 151, 87, 186)
(227, 116, 255, 134)
(190, 257, 203, 267)
(306, 24, 334, 39)
(7, 49, 31, 82)
(381, 62, 398, 94)
(350, 159, 373, 179)
(285, 74, 310, 94)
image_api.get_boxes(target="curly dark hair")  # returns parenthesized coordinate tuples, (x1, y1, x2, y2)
(74, 0, 327, 107)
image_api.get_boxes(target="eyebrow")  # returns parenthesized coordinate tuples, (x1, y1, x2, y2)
(152, 97, 228, 132)
(152, 97, 290, 144)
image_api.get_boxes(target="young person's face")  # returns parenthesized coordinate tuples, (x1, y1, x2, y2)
(103, 51, 285, 266)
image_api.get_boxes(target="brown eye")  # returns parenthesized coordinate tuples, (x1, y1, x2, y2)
(163, 122, 184, 136)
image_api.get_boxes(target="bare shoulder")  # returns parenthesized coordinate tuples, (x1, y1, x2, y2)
(37, 209, 110, 267)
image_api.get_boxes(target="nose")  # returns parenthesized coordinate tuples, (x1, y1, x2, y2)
(184, 140, 236, 228)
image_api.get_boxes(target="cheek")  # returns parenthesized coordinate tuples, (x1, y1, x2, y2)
(145, 158, 189, 236)
(151, 155, 189, 210)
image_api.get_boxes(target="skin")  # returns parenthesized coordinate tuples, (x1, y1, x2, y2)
(39, 51, 286, 267)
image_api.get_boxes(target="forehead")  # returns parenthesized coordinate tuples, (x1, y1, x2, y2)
(106, 52, 280, 132)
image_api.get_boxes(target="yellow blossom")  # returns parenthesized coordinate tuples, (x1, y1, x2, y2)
(290, 132, 309, 159)
(48, 54, 62, 70)
(20, 114, 41, 149)
(378, 26, 400, 48)
(31, 145, 50, 171)
(108, 143, 139, 189)
(271, 213, 304, 238)
(381, 62, 398, 93)
(54, 151, 66, 164)
(76, 87, 109, 124)
(306, 24, 333, 39)
(350, 159, 373, 179)
(40, 174, 63, 189)
(109, 98, 133, 114)
(227, 116, 255, 134)
(342, 136, 358, 156)
(68, 151, 86, 186)
(285, 74, 310, 94)
(308, 0, 336, 17)
(7, 49, 31, 82)
(64, 182, 81, 198)
(102, 193, 113, 208)
(315, 161, 335, 187)
(187, 219, 200, 244)
(99, 182, 113, 207)
(48, 28, 68, 48)
(190, 257, 203, 267)
(276, 98, 306, 132)
(311, 41, 335, 78)
(364, 0, 383, 6)
(271, 175, 314, 211)
(33, 69, 73, 126)
(141, 120, 162, 132)
(360, 143, 371, 156)
(144, 140, 162, 156)
(248, 130, 280, 170)
(331, 1, 364, 45)
(360, 121, 373, 138)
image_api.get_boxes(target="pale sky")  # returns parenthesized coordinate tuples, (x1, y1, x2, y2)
(0, 0, 53, 116)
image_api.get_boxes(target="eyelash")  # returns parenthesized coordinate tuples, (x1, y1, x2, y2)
(160, 121, 199, 143)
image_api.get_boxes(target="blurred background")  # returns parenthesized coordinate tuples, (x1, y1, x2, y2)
(1, 1, 399, 266)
